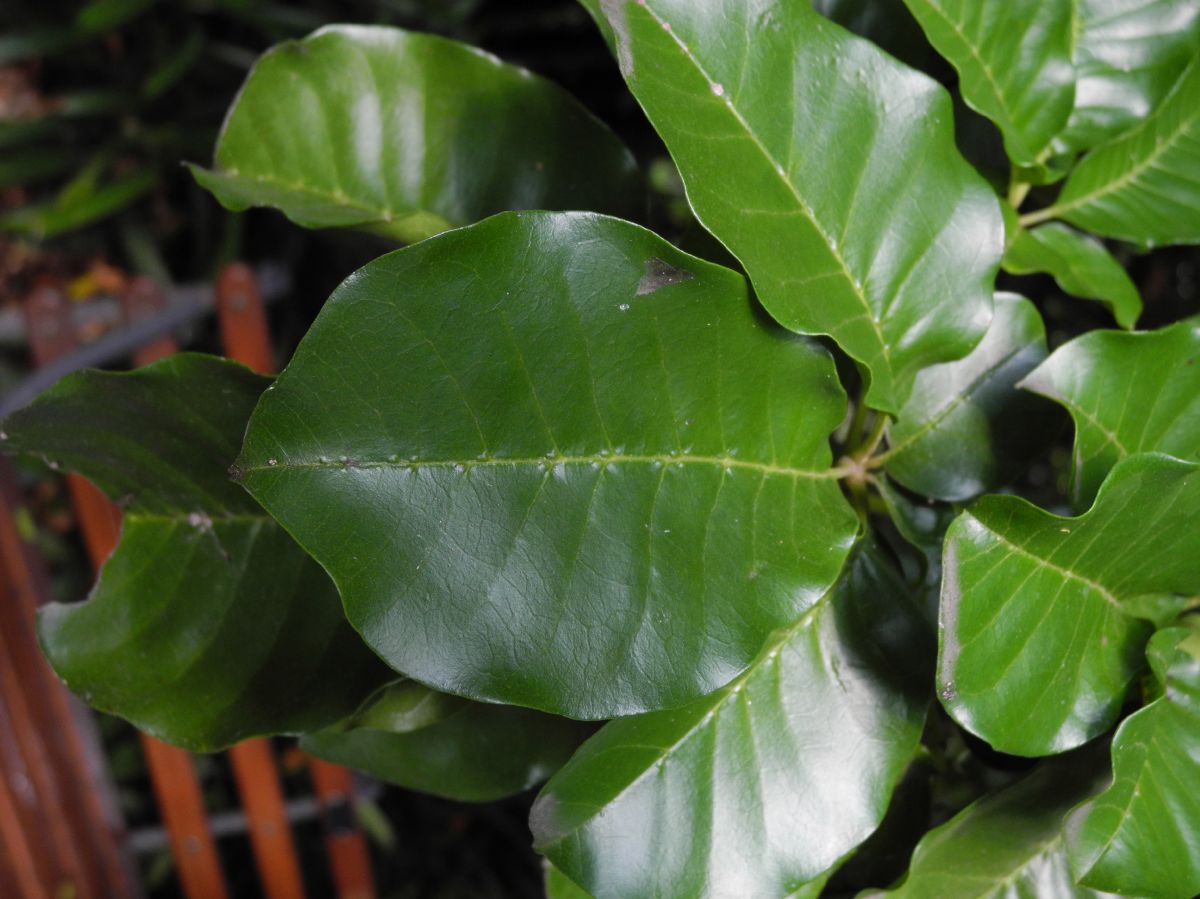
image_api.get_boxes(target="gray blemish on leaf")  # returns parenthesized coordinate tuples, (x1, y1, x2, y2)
(636, 257, 695, 296)
(600, 0, 635, 77)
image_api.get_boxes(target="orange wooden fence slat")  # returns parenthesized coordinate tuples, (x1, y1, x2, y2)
(216, 262, 378, 899)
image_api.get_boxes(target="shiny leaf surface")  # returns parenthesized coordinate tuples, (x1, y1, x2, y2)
(302, 681, 591, 803)
(875, 751, 1112, 898)
(0, 355, 389, 751)
(1003, 223, 1142, 329)
(1031, 55, 1200, 246)
(584, 0, 1000, 413)
(530, 544, 932, 899)
(238, 211, 858, 720)
(1067, 624, 1200, 899)
(1020, 317, 1200, 507)
(899, 0, 1075, 165)
(1061, 0, 1200, 152)
(939, 454, 1200, 755)
(882, 293, 1053, 501)
(190, 25, 640, 241)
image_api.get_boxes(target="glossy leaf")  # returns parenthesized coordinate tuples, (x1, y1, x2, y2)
(1067, 624, 1200, 899)
(875, 750, 1112, 898)
(238, 211, 858, 720)
(939, 454, 1200, 756)
(1061, 0, 1200, 152)
(584, 0, 1000, 413)
(190, 25, 640, 242)
(882, 293, 1053, 501)
(0, 355, 389, 751)
(302, 681, 591, 803)
(530, 544, 932, 899)
(1003, 222, 1142, 329)
(899, 0, 1075, 165)
(1028, 55, 1200, 246)
(1020, 318, 1200, 507)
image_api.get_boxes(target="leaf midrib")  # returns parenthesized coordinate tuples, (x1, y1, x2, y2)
(242, 452, 839, 480)
(636, 2, 890, 370)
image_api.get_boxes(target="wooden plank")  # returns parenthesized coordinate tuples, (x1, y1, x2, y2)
(214, 262, 312, 899)
(0, 459, 139, 899)
(216, 262, 377, 899)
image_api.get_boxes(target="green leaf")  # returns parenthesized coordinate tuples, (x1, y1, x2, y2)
(301, 681, 591, 803)
(1060, 0, 1200, 152)
(1003, 222, 1142, 329)
(1067, 624, 1200, 899)
(939, 454, 1200, 756)
(583, 0, 1000, 413)
(874, 750, 1112, 898)
(881, 293, 1053, 501)
(0, 355, 389, 751)
(530, 543, 932, 899)
(545, 861, 594, 899)
(190, 25, 640, 242)
(0, 170, 154, 239)
(1020, 317, 1200, 507)
(899, 0, 1075, 165)
(1025, 56, 1200, 246)
(238, 211, 858, 720)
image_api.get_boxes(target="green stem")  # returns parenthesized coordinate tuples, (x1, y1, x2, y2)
(1006, 168, 1032, 211)
(1018, 204, 1063, 228)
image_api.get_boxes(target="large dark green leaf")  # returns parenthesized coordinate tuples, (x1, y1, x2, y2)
(0, 355, 389, 751)
(1060, 0, 1200, 152)
(301, 681, 591, 803)
(899, 0, 1074, 165)
(881, 293, 1052, 502)
(238, 211, 858, 720)
(873, 750, 1111, 898)
(1003, 222, 1142, 329)
(530, 544, 932, 899)
(190, 26, 640, 242)
(1067, 624, 1200, 899)
(939, 454, 1200, 756)
(583, 0, 1000, 413)
(1024, 56, 1200, 246)
(1020, 318, 1200, 507)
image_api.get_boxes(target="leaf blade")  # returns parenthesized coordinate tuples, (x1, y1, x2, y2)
(191, 25, 641, 238)
(238, 211, 858, 719)
(584, 0, 1000, 412)
(939, 454, 1200, 755)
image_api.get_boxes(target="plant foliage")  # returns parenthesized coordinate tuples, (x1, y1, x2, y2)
(5, 2, 1200, 896)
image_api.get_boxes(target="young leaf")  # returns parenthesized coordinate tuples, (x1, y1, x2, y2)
(0, 355, 390, 751)
(301, 681, 591, 803)
(1003, 223, 1142, 329)
(582, 0, 1000, 413)
(881, 293, 1054, 502)
(530, 543, 931, 899)
(1067, 624, 1200, 899)
(190, 26, 640, 242)
(899, 0, 1075, 165)
(873, 749, 1111, 897)
(238, 211, 858, 720)
(1025, 56, 1200, 246)
(1060, 0, 1200, 152)
(939, 454, 1200, 756)
(1020, 318, 1200, 507)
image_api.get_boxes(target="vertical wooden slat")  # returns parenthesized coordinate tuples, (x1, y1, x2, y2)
(214, 262, 313, 899)
(23, 284, 228, 899)
(308, 759, 377, 899)
(0, 458, 140, 899)
(216, 262, 377, 899)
